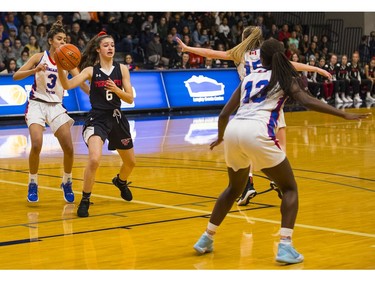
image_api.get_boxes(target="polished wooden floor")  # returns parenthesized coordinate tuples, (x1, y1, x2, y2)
(0, 105, 374, 275)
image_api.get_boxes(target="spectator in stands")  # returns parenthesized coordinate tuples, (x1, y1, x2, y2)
(69, 22, 89, 47)
(140, 25, 155, 52)
(124, 53, 137, 71)
(289, 31, 299, 49)
(0, 38, 16, 62)
(162, 33, 175, 67)
(231, 20, 244, 45)
(181, 26, 192, 40)
(311, 35, 319, 45)
(192, 22, 209, 46)
(169, 13, 184, 34)
(365, 56, 375, 98)
(13, 38, 24, 60)
(16, 49, 29, 69)
(170, 26, 182, 44)
(36, 24, 48, 51)
(117, 14, 139, 53)
(369, 31, 375, 59)
(77, 37, 86, 52)
(337, 55, 354, 103)
(0, 52, 5, 72)
(319, 35, 331, 54)
(184, 13, 196, 34)
(25, 35, 41, 57)
(263, 12, 275, 35)
(0, 58, 17, 74)
(200, 57, 214, 69)
(299, 34, 310, 58)
(316, 56, 333, 103)
(4, 13, 19, 37)
(278, 24, 291, 42)
(305, 42, 318, 63)
(20, 25, 33, 46)
(168, 44, 183, 68)
(41, 14, 52, 31)
(7, 27, 17, 46)
(218, 17, 233, 50)
(350, 51, 372, 103)
(142, 14, 157, 34)
(0, 23, 9, 44)
(255, 16, 268, 39)
(156, 16, 168, 41)
(189, 43, 204, 68)
(19, 14, 35, 35)
(304, 55, 326, 103)
(147, 33, 167, 68)
(359, 35, 371, 64)
(180, 52, 191, 69)
(324, 53, 346, 104)
(266, 24, 279, 40)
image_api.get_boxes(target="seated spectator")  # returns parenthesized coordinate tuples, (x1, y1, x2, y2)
(0, 58, 17, 74)
(19, 25, 33, 46)
(147, 33, 168, 68)
(0, 23, 9, 44)
(316, 56, 333, 102)
(16, 49, 29, 69)
(289, 31, 299, 49)
(168, 44, 183, 68)
(124, 53, 138, 71)
(13, 39, 24, 60)
(24, 35, 41, 58)
(35, 24, 48, 51)
(200, 57, 215, 69)
(0, 38, 16, 62)
(162, 33, 176, 67)
(192, 22, 209, 46)
(189, 43, 204, 68)
(117, 14, 139, 53)
(278, 24, 291, 42)
(304, 55, 326, 103)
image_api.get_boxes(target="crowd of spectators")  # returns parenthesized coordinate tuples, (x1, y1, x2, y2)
(1, 11, 375, 102)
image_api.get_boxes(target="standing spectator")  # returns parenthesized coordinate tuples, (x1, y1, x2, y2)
(369, 31, 375, 59)
(358, 35, 371, 64)
(263, 12, 275, 35)
(278, 24, 291, 42)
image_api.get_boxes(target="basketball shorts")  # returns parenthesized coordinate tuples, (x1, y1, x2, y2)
(224, 118, 286, 172)
(25, 99, 74, 133)
(82, 108, 133, 150)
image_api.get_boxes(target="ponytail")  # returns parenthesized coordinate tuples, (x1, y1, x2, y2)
(79, 31, 112, 70)
(227, 26, 263, 64)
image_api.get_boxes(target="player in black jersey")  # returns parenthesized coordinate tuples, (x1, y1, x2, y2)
(350, 51, 374, 103)
(365, 56, 375, 101)
(338, 55, 355, 103)
(323, 54, 346, 104)
(57, 31, 135, 217)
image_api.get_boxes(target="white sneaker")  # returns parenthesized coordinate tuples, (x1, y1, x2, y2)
(354, 94, 362, 103)
(365, 93, 375, 102)
(340, 93, 349, 103)
(335, 93, 343, 103)
(319, 97, 328, 104)
(346, 96, 353, 102)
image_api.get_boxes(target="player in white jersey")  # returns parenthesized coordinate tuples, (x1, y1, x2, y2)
(176, 26, 332, 205)
(13, 21, 89, 203)
(193, 37, 370, 263)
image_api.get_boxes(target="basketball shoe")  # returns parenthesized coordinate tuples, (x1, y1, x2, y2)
(237, 177, 257, 206)
(77, 198, 90, 217)
(27, 182, 39, 202)
(276, 243, 304, 264)
(193, 233, 213, 254)
(61, 182, 74, 203)
(270, 181, 283, 199)
(112, 175, 132, 201)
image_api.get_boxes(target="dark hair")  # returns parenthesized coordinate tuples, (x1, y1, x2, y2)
(261, 38, 303, 98)
(79, 32, 113, 70)
(47, 20, 65, 40)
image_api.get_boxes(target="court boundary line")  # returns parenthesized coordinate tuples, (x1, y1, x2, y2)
(2, 179, 375, 239)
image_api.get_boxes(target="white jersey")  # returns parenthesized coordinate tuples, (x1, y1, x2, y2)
(234, 68, 287, 136)
(29, 51, 67, 103)
(237, 48, 262, 80)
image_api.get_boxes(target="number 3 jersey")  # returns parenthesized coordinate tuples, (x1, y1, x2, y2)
(30, 50, 67, 103)
(90, 61, 123, 110)
(234, 67, 287, 130)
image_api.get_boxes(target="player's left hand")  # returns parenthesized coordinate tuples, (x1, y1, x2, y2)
(210, 138, 223, 150)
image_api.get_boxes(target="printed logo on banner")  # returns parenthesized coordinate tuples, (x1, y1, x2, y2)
(184, 75, 225, 102)
(121, 86, 136, 108)
(0, 85, 28, 106)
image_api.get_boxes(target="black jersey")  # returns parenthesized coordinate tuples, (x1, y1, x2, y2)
(89, 61, 123, 110)
(337, 63, 350, 80)
(323, 63, 339, 80)
(349, 62, 361, 80)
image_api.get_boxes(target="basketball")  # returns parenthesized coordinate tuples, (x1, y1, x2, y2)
(54, 43, 81, 71)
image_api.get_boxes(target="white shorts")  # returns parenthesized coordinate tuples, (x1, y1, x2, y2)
(278, 110, 286, 129)
(25, 99, 74, 134)
(224, 119, 286, 172)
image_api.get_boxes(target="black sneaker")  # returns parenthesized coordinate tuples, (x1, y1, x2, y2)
(270, 181, 283, 199)
(237, 178, 257, 206)
(112, 175, 133, 201)
(77, 198, 90, 217)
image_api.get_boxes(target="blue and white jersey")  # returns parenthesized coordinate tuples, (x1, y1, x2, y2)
(234, 68, 287, 136)
(237, 48, 262, 80)
(30, 51, 67, 103)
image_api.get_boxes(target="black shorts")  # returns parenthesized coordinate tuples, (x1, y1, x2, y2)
(82, 109, 133, 150)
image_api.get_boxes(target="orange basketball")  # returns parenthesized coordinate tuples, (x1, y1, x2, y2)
(54, 43, 81, 71)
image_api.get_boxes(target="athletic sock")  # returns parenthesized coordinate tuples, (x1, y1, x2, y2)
(29, 173, 38, 184)
(62, 172, 72, 184)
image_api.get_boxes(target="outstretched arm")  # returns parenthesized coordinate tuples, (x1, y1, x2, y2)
(210, 83, 241, 150)
(176, 37, 232, 61)
(57, 65, 92, 90)
(291, 61, 332, 80)
(290, 79, 371, 120)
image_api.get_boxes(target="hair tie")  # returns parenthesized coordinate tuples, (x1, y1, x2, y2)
(98, 31, 107, 37)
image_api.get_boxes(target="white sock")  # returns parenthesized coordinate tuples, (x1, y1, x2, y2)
(280, 227, 293, 244)
(62, 172, 72, 184)
(205, 222, 218, 239)
(29, 173, 38, 184)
